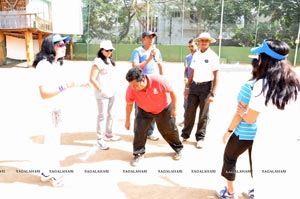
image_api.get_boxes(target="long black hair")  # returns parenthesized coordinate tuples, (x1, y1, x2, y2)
(250, 58, 259, 80)
(97, 48, 116, 66)
(256, 39, 300, 109)
(32, 34, 63, 67)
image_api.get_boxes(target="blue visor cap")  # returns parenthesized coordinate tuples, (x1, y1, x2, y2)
(52, 35, 70, 43)
(250, 40, 287, 60)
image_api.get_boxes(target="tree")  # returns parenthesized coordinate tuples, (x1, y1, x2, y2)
(257, 0, 300, 47)
(81, 0, 121, 43)
(81, 0, 153, 43)
(187, 0, 258, 43)
(80, 0, 300, 47)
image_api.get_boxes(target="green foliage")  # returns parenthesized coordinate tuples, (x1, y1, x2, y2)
(254, 0, 300, 47)
(81, 0, 127, 43)
(232, 25, 256, 47)
(71, 43, 300, 65)
(80, 0, 300, 48)
(261, 0, 300, 27)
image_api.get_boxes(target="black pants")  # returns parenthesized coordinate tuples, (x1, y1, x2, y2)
(181, 81, 212, 141)
(133, 103, 183, 155)
(221, 133, 253, 181)
(134, 103, 155, 136)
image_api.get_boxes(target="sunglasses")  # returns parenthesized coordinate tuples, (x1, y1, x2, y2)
(199, 39, 210, 42)
(104, 49, 113, 52)
(55, 42, 66, 48)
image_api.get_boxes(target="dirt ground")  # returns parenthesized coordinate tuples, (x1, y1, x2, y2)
(0, 61, 298, 198)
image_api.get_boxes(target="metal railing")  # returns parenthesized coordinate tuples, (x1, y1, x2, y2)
(0, 12, 52, 31)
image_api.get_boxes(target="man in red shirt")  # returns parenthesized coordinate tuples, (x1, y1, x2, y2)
(125, 68, 183, 166)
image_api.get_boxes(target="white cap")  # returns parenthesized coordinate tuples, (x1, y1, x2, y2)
(100, 40, 115, 50)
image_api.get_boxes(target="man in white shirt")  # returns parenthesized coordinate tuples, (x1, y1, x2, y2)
(181, 32, 220, 149)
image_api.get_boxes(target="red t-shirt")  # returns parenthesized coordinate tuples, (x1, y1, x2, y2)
(126, 75, 172, 114)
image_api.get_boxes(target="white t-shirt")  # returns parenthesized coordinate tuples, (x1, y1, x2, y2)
(35, 59, 66, 111)
(248, 78, 300, 198)
(190, 48, 219, 83)
(93, 57, 116, 99)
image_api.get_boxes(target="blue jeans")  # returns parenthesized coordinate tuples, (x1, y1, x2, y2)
(133, 103, 183, 155)
(181, 81, 212, 141)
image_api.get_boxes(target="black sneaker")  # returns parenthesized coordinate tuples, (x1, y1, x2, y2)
(130, 154, 144, 167)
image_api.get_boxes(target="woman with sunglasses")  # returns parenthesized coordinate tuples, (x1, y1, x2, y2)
(89, 40, 120, 150)
(33, 34, 82, 187)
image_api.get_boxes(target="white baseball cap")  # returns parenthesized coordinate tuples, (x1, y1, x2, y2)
(100, 40, 115, 50)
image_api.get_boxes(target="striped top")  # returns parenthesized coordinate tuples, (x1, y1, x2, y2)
(234, 80, 257, 140)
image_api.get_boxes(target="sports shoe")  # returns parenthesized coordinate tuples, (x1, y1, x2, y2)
(130, 154, 144, 167)
(173, 151, 182, 160)
(96, 139, 109, 150)
(242, 189, 254, 199)
(104, 133, 121, 141)
(177, 121, 184, 127)
(40, 173, 63, 187)
(40, 172, 51, 182)
(51, 175, 64, 187)
(196, 140, 204, 148)
(147, 134, 159, 141)
(216, 186, 235, 199)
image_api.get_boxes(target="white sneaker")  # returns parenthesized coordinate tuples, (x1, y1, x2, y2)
(196, 140, 204, 149)
(173, 151, 182, 160)
(40, 172, 51, 182)
(242, 189, 254, 199)
(40, 173, 64, 187)
(147, 134, 159, 141)
(96, 139, 109, 150)
(177, 121, 184, 127)
(180, 137, 187, 142)
(51, 175, 64, 187)
(130, 154, 144, 167)
(104, 133, 121, 141)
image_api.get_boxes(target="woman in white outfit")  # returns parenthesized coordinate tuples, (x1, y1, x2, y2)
(33, 34, 83, 187)
(89, 40, 120, 150)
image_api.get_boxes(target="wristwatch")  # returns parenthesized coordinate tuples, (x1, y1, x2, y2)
(227, 129, 234, 133)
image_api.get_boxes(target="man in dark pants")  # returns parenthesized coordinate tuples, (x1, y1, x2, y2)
(125, 68, 183, 167)
(130, 31, 163, 141)
(181, 32, 220, 149)
(178, 38, 198, 126)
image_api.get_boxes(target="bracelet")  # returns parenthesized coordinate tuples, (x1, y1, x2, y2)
(58, 85, 64, 92)
(227, 129, 234, 133)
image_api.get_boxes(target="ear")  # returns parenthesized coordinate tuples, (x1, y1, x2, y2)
(141, 78, 147, 85)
